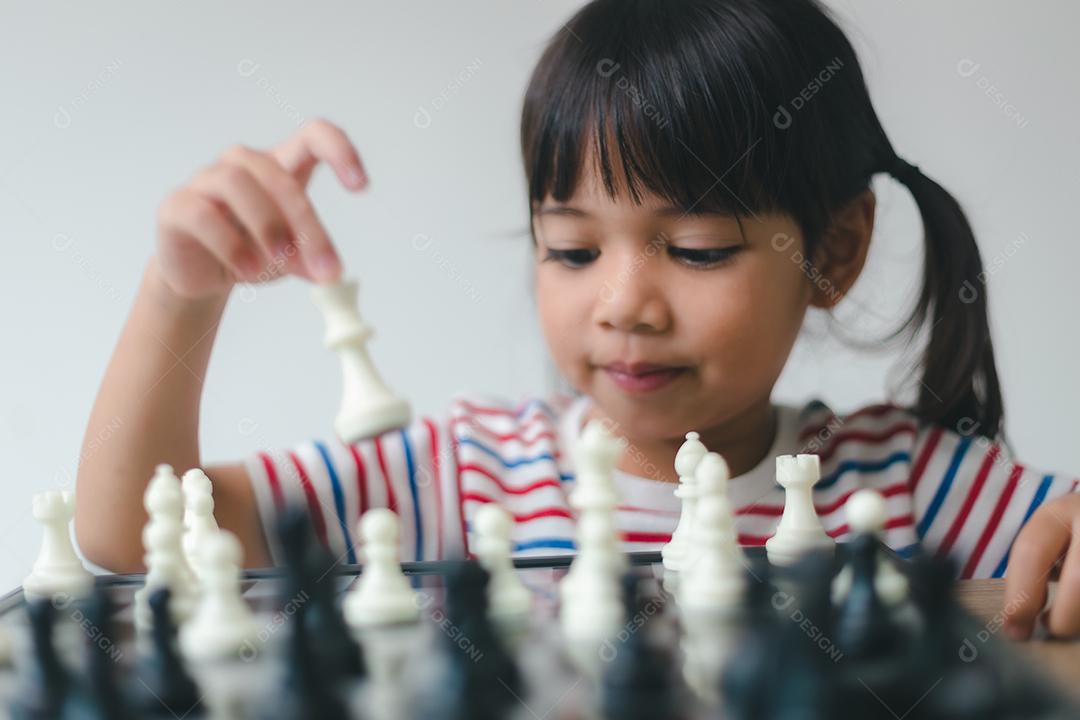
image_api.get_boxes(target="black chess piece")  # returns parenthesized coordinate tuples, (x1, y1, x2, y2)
(260, 596, 350, 720)
(833, 533, 902, 661)
(132, 588, 205, 719)
(599, 573, 677, 720)
(276, 506, 365, 681)
(11, 599, 71, 720)
(417, 560, 523, 720)
(62, 588, 134, 720)
(766, 552, 836, 720)
(721, 563, 783, 720)
(904, 554, 1007, 720)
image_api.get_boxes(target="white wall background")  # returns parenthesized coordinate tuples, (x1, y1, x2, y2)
(1, 1, 1077, 588)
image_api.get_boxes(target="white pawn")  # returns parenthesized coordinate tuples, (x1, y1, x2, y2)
(678, 452, 731, 576)
(344, 509, 420, 628)
(559, 512, 624, 652)
(679, 492, 746, 614)
(135, 515, 196, 632)
(765, 454, 835, 566)
(473, 504, 531, 625)
(180, 530, 260, 661)
(311, 279, 411, 444)
(832, 489, 909, 606)
(662, 432, 709, 573)
(182, 469, 219, 583)
(23, 490, 94, 602)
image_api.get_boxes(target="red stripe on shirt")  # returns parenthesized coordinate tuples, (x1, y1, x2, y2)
(737, 483, 910, 518)
(807, 423, 918, 464)
(345, 443, 370, 520)
(452, 435, 469, 557)
(458, 463, 563, 495)
(827, 513, 916, 539)
(372, 435, 398, 514)
(457, 399, 551, 422)
(936, 445, 1000, 559)
(962, 463, 1024, 579)
(909, 426, 944, 493)
(423, 417, 444, 561)
(461, 492, 574, 522)
(622, 531, 672, 544)
(258, 452, 285, 509)
(286, 451, 329, 549)
(450, 416, 558, 448)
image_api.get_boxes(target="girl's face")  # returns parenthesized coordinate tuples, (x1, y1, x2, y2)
(533, 159, 815, 444)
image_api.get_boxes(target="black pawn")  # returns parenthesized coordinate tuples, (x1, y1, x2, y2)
(262, 598, 350, 720)
(721, 565, 782, 720)
(132, 588, 204, 719)
(421, 561, 522, 720)
(11, 599, 71, 720)
(276, 506, 365, 681)
(600, 573, 676, 720)
(771, 554, 836, 720)
(63, 589, 134, 720)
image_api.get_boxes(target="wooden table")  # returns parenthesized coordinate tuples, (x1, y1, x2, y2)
(956, 579, 1080, 696)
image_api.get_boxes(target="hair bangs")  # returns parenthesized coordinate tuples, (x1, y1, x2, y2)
(521, 1, 800, 222)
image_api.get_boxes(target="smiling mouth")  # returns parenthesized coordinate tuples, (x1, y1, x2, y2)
(602, 366, 688, 393)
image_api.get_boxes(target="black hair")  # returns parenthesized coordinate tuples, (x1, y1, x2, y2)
(520, 0, 1003, 439)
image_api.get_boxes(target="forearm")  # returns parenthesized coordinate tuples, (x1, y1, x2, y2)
(74, 256, 229, 571)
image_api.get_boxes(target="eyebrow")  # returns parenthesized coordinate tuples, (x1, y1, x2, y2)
(534, 204, 734, 219)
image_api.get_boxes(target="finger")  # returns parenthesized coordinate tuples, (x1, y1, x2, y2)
(272, 118, 368, 191)
(1046, 519, 1080, 637)
(191, 163, 293, 280)
(220, 145, 341, 283)
(164, 189, 262, 282)
(1002, 506, 1071, 640)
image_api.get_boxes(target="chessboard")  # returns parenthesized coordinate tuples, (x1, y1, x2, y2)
(0, 542, 1077, 720)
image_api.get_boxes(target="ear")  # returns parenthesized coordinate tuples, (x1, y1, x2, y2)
(810, 188, 876, 309)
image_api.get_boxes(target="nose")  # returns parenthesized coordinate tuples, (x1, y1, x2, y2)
(592, 257, 672, 333)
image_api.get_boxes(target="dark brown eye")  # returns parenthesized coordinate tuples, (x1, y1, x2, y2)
(668, 246, 742, 268)
(543, 248, 599, 268)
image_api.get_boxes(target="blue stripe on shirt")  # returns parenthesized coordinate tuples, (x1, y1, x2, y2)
(457, 437, 564, 472)
(398, 429, 424, 562)
(991, 474, 1055, 578)
(894, 543, 921, 560)
(916, 437, 971, 539)
(513, 538, 576, 552)
(313, 441, 356, 564)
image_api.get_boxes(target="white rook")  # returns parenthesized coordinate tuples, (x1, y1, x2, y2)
(765, 454, 835, 566)
(311, 278, 411, 443)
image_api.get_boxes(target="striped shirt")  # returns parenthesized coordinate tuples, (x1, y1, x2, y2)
(244, 393, 1078, 579)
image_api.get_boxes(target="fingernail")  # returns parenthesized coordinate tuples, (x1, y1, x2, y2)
(346, 166, 367, 188)
(310, 252, 341, 282)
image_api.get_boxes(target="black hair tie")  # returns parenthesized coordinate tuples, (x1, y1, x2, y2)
(890, 156, 922, 184)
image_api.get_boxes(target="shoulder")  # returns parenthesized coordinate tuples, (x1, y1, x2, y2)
(791, 398, 922, 465)
(444, 390, 579, 450)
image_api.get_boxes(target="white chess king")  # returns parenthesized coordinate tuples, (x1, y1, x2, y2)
(311, 278, 411, 444)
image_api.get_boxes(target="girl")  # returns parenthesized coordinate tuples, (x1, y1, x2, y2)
(76, 0, 1079, 642)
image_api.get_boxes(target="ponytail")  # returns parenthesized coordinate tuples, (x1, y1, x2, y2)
(888, 157, 1004, 439)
